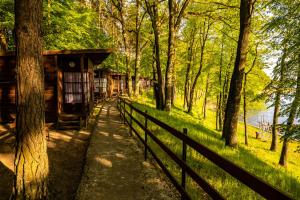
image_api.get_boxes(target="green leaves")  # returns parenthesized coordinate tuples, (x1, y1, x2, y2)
(42, 0, 111, 50)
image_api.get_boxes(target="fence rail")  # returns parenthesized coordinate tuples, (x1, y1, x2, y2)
(117, 97, 293, 200)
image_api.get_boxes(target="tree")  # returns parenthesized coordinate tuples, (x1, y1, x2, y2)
(165, 0, 191, 111)
(145, 0, 165, 110)
(243, 43, 258, 145)
(269, 49, 286, 151)
(183, 26, 196, 110)
(187, 18, 211, 114)
(134, 0, 142, 96)
(222, 0, 255, 147)
(12, 0, 49, 199)
(279, 62, 300, 166)
(265, 0, 300, 153)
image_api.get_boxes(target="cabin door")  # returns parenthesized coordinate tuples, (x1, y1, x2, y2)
(63, 72, 89, 113)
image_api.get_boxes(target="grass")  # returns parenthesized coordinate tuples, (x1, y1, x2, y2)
(124, 93, 300, 200)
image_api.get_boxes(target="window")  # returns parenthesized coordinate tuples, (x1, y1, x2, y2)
(100, 78, 107, 93)
(64, 72, 90, 104)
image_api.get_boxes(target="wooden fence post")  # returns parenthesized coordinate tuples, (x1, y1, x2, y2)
(129, 103, 133, 136)
(118, 99, 121, 118)
(123, 100, 126, 124)
(181, 128, 187, 198)
(144, 110, 148, 161)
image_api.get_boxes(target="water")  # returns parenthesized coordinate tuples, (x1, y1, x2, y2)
(244, 107, 299, 128)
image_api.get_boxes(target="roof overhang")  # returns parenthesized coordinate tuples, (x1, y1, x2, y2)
(0, 48, 113, 65)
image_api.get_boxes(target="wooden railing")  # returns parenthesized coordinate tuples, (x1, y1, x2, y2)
(117, 97, 293, 200)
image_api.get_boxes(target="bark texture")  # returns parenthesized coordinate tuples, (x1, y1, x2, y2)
(222, 0, 254, 147)
(12, 0, 49, 199)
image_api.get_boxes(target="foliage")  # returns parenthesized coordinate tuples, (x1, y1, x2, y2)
(0, 0, 14, 49)
(42, 0, 111, 50)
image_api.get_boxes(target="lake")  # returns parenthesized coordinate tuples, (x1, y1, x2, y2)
(242, 107, 299, 128)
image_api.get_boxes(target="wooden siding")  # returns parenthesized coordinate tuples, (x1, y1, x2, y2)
(0, 55, 57, 122)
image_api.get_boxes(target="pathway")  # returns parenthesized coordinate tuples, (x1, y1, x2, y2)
(76, 100, 178, 200)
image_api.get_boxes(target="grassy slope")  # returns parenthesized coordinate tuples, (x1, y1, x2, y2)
(128, 95, 300, 200)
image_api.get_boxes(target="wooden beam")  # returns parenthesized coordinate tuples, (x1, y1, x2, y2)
(80, 55, 85, 115)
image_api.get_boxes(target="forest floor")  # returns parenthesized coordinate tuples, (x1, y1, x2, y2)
(0, 110, 98, 200)
(76, 100, 179, 200)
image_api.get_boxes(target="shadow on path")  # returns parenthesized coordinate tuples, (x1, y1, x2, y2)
(76, 101, 178, 200)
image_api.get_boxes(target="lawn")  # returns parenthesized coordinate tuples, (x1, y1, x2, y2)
(125, 94, 300, 200)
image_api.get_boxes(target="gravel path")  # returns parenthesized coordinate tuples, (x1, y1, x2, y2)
(76, 101, 179, 200)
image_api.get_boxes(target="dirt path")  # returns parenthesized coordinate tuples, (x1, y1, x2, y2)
(76, 101, 179, 200)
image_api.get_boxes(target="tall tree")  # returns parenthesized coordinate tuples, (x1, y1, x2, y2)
(270, 48, 286, 151)
(111, 0, 133, 97)
(165, 0, 191, 111)
(134, 0, 142, 96)
(243, 44, 258, 145)
(279, 58, 300, 167)
(183, 27, 196, 110)
(145, 0, 165, 110)
(187, 18, 211, 114)
(12, 0, 49, 199)
(222, 0, 255, 147)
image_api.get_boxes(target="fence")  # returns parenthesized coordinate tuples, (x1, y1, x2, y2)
(117, 97, 293, 200)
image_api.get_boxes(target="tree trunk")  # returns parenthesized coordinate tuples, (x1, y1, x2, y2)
(165, 0, 176, 111)
(165, 0, 191, 111)
(217, 38, 224, 130)
(12, 0, 49, 199)
(243, 74, 248, 145)
(202, 72, 210, 119)
(134, 0, 141, 96)
(171, 49, 176, 106)
(145, 1, 164, 110)
(270, 91, 280, 151)
(184, 47, 192, 110)
(184, 28, 195, 110)
(279, 57, 300, 166)
(221, 66, 231, 138)
(188, 19, 210, 114)
(222, 0, 254, 147)
(270, 49, 286, 151)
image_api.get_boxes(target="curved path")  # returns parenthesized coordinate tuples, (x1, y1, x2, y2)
(76, 101, 178, 200)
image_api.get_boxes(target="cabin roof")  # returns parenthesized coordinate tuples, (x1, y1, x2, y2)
(0, 48, 113, 65)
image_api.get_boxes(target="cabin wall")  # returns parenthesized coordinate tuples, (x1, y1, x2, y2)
(88, 58, 94, 112)
(0, 56, 16, 122)
(44, 55, 58, 122)
(0, 55, 57, 123)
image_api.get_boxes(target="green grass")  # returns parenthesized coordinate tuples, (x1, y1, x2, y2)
(125, 94, 300, 200)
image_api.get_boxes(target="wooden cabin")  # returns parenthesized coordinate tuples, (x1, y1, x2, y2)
(94, 68, 127, 99)
(0, 49, 112, 128)
(93, 68, 152, 99)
